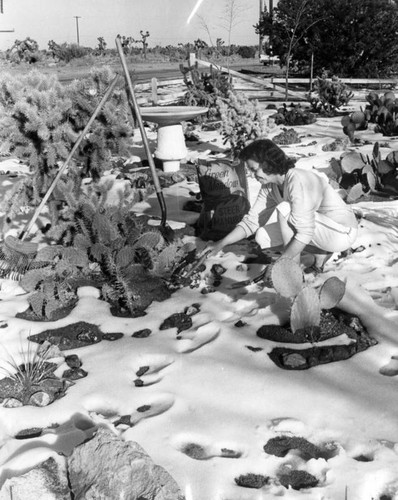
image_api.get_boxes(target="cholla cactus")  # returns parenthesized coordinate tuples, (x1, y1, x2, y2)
(217, 90, 268, 158)
(0, 66, 133, 229)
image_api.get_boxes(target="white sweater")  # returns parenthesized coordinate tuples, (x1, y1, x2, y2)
(237, 168, 357, 245)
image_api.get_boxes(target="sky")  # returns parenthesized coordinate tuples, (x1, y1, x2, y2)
(0, 0, 261, 51)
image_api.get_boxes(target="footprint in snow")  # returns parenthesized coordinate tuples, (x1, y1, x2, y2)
(173, 435, 244, 460)
(175, 322, 220, 354)
(114, 393, 175, 428)
(133, 354, 175, 386)
(379, 355, 398, 376)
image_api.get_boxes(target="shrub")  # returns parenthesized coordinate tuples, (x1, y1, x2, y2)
(48, 41, 90, 62)
(237, 46, 256, 59)
(6, 38, 41, 64)
(216, 90, 268, 157)
(308, 72, 353, 116)
(181, 62, 232, 118)
(271, 104, 316, 126)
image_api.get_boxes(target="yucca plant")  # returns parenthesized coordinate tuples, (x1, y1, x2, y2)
(0, 340, 62, 406)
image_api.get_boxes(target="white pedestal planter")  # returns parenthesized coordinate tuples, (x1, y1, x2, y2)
(140, 106, 208, 172)
(155, 124, 187, 173)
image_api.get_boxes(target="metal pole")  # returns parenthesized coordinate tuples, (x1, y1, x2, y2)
(310, 51, 314, 93)
(74, 16, 81, 45)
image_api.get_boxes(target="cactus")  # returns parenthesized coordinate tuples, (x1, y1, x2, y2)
(340, 152, 367, 174)
(363, 90, 398, 137)
(290, 287, 321, 334)
(319, 277, 346, 309)
(308, 73, 354, 116)
(133, 231, 164, 251)
(267, 258, 304, 298)
(271, 104, 316, 127)
(330, 142, 398, 199)
(266, 258, 347, 341)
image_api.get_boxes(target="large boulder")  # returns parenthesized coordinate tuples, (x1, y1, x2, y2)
(67, 427, 184, 500)
(0, 457, 70, 500)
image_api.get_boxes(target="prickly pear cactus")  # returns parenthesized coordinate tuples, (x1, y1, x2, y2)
(268, 258, 304, 298)
(133, 231, 164, 250)
(318, 277, 346, 310)
(290, 287, 321, 334)
(340, 152, 367, 173)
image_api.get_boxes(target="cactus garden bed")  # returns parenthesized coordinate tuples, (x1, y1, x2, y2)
(1, 81, 398, 500)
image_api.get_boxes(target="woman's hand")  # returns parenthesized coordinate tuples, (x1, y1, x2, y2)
(200, 240, 224, 258)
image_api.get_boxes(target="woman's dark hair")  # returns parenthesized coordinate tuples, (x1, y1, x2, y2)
(239, 139, 295, 175)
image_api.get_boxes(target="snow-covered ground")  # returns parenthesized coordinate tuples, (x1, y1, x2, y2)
(0, 113, 398, 500)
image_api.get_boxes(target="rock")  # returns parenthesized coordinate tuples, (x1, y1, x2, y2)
(67, 427, 184, 500)
(263, 436, 324, 459)
(278, 469, 319, 490)
(159, 313, 192, 333)
(2, 397, 23, 408)
(246, 345, 263, 352)
(132, 328, 152, 338)
(28, 391, 51, 407)
(136, 366, 149, 377)
(235, 473, 269, 489)
(0, 456, 70, 499)
(102, 332, 124, 341)
(211, 264, 226, 276)
(235, 320, 246, 327)
(62, 368, 88, 380)
(184, 304, 201, 316)
(137, 404, 151, 413)
(65, 355, 82, 369)
(28, 322, 103, 350)
(15, 427, 43, 439)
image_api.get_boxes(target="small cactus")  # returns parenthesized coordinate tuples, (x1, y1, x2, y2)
(267, 258, 304, 298)
(318, 277, 346, 309)
(340, 152, 367, 174)
(290, 287, 321, 334)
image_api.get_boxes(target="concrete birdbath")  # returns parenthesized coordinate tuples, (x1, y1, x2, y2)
(140, 106, 208, 173)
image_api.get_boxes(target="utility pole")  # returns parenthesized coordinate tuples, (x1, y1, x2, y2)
(258, 0, 264, 58)
(73, 16, 81, 45)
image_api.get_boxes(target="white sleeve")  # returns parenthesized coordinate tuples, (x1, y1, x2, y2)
(237, 184, 279, 237)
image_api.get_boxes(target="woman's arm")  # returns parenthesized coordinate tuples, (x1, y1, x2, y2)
(237, 184, 279, 237)
(204, 225, 248, 256)
(281, 237, 306, 261)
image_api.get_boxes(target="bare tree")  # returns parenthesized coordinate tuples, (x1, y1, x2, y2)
(219, 0, 245, 65)
(280, 0, 323, 99)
